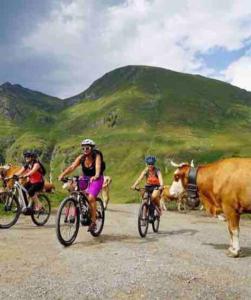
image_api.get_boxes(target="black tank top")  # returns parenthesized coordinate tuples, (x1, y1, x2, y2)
(80, 150, 105, 177)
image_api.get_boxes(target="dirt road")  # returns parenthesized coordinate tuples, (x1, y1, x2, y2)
(1, 204, 251, 299)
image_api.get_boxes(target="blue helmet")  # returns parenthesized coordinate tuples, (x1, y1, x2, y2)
(145, 155, 156, 165)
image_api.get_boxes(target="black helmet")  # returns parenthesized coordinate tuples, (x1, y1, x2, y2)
(23, 150, 36, 158)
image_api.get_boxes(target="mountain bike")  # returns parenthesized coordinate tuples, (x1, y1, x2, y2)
(56, 176, 105, 246)
(0, 175, 51, 229)
(134, 186, 161, 238)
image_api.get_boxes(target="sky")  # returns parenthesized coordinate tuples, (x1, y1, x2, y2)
(1, 0, 251, 98)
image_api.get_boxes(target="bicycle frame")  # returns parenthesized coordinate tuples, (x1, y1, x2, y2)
(12, 180, 29, 209)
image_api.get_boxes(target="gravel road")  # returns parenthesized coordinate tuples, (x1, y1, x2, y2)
(1, 204, 251, 300)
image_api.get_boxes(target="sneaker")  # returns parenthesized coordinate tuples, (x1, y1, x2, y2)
(69, 215, 76, 224)
(22, 206, 33, 215)
(87, 222, 96, 232)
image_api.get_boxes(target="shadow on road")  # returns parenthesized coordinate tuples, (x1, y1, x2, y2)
(106, 208, 133, 215)
(203, 243, 251, 257)
(11, 224, 55, 230)
(158, 229, 198, 236)
(74, 233, 159, 247)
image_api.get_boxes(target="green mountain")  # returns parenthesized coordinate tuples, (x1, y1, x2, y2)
(1, 66, 251, 202)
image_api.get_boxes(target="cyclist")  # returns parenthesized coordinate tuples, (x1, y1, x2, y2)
(15, 150, 45, 213)
(131, 156, 164, 214)
(58, 139, 105, 231)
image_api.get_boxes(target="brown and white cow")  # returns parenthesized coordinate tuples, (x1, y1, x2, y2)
(170, 158, 251, 257)
(160, 185, 187, 212)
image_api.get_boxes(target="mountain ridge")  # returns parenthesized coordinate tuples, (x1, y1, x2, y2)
(0, 65, 251, 203)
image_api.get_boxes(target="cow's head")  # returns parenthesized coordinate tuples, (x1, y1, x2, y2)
(0, 164, 11, 179)
(169, 161, 193, 197)
(62, 179, 77, 192)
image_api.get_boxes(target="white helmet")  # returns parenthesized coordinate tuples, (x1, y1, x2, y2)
(81, 138, 96, 147)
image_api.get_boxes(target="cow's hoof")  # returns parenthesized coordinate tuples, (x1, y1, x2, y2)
(227, 247, 241, 258)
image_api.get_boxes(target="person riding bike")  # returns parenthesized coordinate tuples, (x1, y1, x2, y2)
(131, 156, 164, 214)
(58, 139, 105, 231)
(15, 150, 45, 213)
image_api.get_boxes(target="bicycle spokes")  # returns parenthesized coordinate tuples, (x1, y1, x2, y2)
(0, 194, 20, 229)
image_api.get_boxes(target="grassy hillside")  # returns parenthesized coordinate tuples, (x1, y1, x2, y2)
(1, 66, 251, 203)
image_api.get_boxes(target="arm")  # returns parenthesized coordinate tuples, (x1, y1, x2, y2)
(58, 155, 82, 181)
(131, 168, 147, 189)
(14, 166, 26, 176)
(91, 154, 101, 181)
(23, 163, 40, 177)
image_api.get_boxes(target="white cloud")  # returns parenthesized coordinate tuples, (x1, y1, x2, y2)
(22, 0, 251, 97)
(224, 54, 251, 91)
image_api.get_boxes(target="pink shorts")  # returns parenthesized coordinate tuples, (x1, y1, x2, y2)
(79, 176, 104, 197)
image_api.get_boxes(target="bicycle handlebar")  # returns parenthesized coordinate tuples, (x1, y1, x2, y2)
(5, 175, 24, 181)
(133, 186, 162, 192)
(60, 176, 79, 183)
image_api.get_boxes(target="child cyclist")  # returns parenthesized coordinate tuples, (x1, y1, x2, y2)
(131, 156, 164, 213)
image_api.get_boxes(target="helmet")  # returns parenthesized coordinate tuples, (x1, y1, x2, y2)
(145, 155, 156, 165)
(81, 139, 96, 147)
(23, 150, 36, 158)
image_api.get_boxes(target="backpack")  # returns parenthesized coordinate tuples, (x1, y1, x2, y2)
(38, 160, 46, 176)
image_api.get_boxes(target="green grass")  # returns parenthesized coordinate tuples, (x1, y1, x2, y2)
(1, 65, 251, 203)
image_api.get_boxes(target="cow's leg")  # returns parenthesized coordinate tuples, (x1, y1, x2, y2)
(224, 208, 240, 257)
(160, 198, 166, 211)
(177, 197, 181, 212)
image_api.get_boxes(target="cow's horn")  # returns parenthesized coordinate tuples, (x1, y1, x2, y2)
(190, 160, 194, 167)
(170, 160, 180, 167)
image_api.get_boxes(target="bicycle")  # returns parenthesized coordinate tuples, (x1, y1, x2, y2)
(56, 176, 105, 246)
(134, 185, 161, 238)
(0, 175, 51, 229)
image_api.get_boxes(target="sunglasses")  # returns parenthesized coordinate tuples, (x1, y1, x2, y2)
(82, 145, 92, 150)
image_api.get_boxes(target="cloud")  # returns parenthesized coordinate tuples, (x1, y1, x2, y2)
(17, 0, 251, 96)
(224, 53, 251, 91)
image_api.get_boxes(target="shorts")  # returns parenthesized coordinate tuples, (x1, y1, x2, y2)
(79, 175, 104, 197)
(24, 181, 44, 197)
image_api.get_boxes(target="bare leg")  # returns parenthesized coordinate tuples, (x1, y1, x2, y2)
(88, 194, 97, 223)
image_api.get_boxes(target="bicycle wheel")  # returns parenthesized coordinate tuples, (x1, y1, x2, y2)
(90, 198, 105, 237)
(56, 197, 80, 246)
(138, 202, 149, 238)
(31, 194, 51, 226)
(0, 193, 20, 229)
(152, 208, 160, 233)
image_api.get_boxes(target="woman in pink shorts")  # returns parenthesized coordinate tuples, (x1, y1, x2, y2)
(58, 139, 105, 231)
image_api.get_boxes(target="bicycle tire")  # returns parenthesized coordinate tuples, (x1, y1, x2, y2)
(152, 211, 160, 233)
(90, 198, 105, 237)
(31, 194, 51, 226)
(0, 193, 20, 229)
(56, 197, 80, 246)
(138, 202, 149, 238)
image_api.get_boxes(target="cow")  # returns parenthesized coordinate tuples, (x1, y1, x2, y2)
(169, 158, 251, 257)
(160, 185, 187, 212)
(0, 164, 55, 193)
